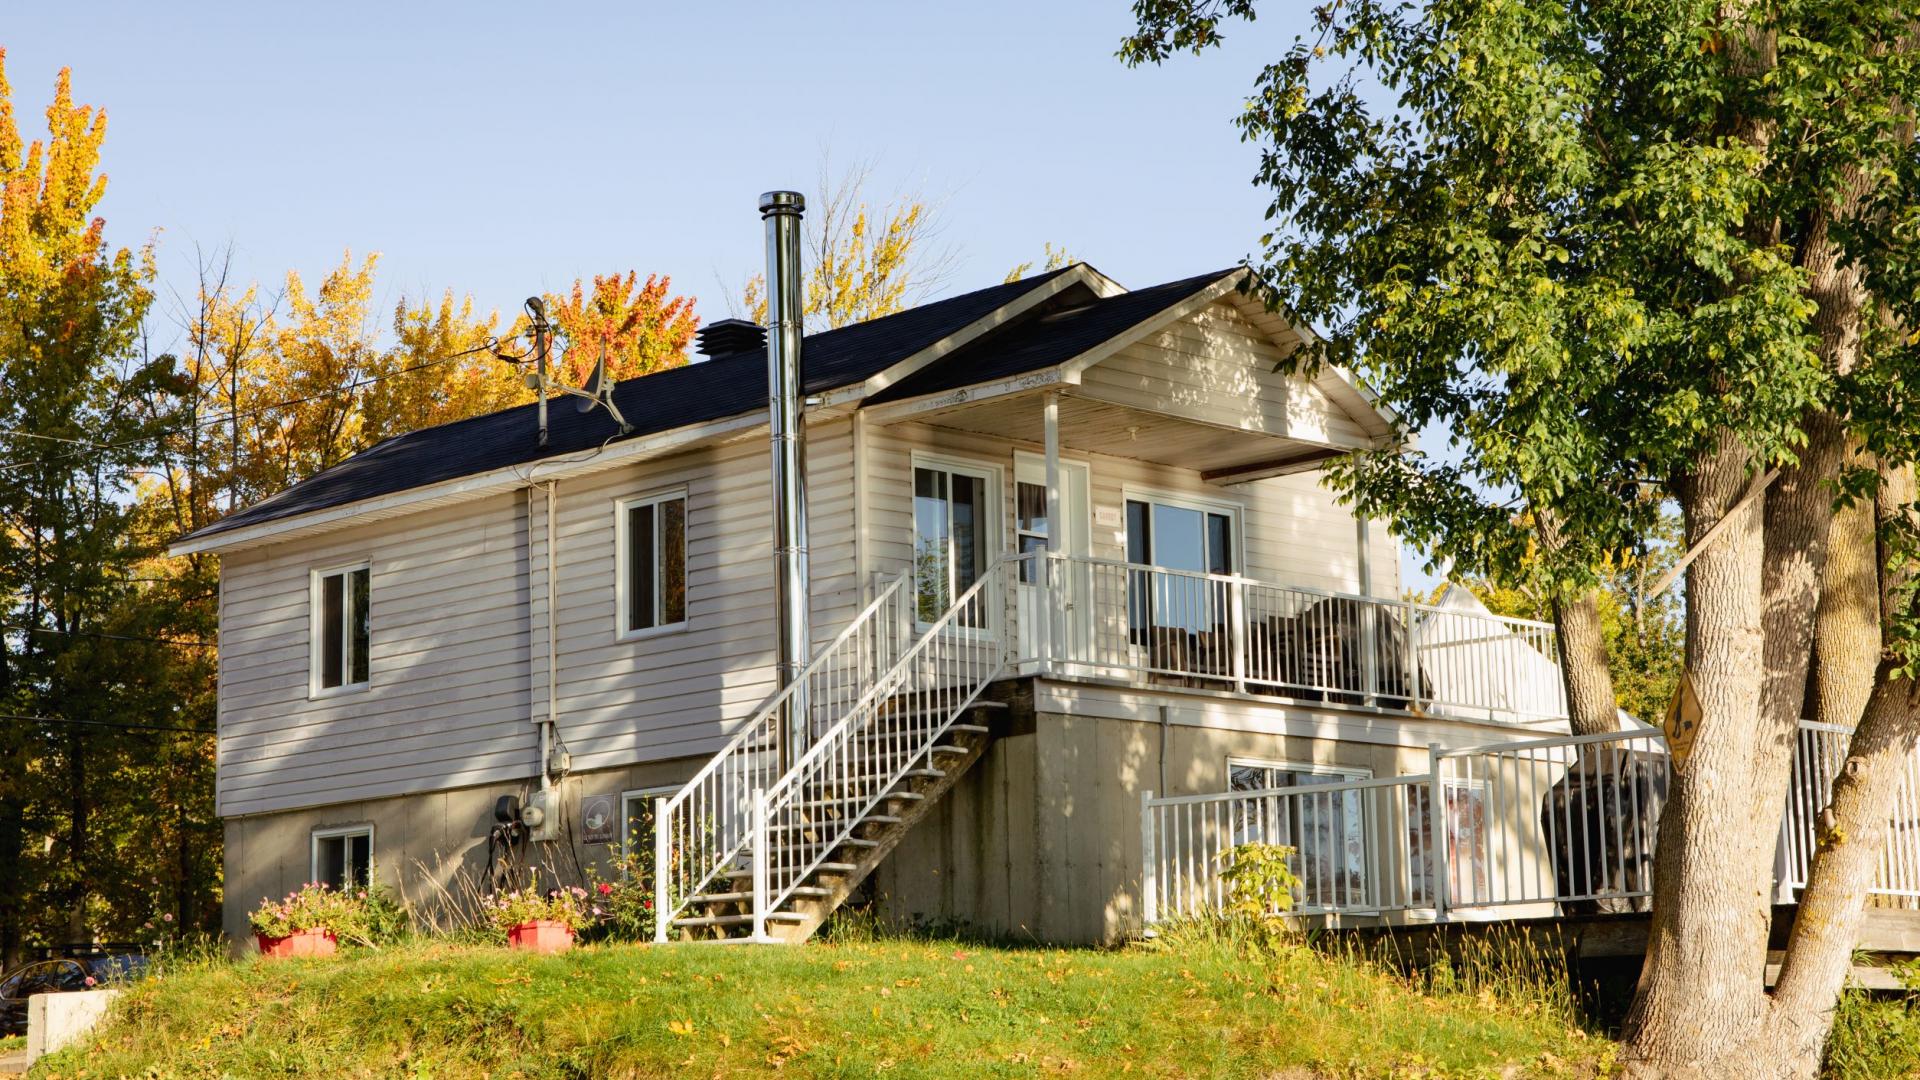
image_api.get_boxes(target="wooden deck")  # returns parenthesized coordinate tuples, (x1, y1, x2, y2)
(1325, 905, 1920, 991)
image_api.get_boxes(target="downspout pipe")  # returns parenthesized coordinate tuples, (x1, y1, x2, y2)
(762, 190, 810, 765)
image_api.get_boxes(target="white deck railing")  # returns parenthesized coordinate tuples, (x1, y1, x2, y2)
(653, 570, 915, 940)
(1779, 721, 1920, 900)
(1144, 723, 1920, 925)
(752, 554, 1021, 923)
(1040, 554, 1567, 724)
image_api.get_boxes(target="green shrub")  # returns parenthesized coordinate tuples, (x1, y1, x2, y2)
(1217, 841, 1302, 925)
(582, 852, 657, 942)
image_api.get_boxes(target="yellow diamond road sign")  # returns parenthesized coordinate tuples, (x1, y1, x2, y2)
(1664, 670, 1702, 770)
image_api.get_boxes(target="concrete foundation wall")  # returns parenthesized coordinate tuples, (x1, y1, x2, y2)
(222, 756, 701, 945)
(871, 708, 1434, 945)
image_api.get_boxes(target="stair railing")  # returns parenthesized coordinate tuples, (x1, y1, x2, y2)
(654, 570, 913, 941)
(753, 552, 1026, 918)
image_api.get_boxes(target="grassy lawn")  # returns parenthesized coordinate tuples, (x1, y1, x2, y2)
(29, 930, 1611, 1079)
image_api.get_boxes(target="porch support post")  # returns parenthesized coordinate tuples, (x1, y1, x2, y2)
(1043, 391, 1063, 668)
(1427, 742, 1450, 921)
(1357, 512, 1378, 706)
(1141, 789, 1159, 930)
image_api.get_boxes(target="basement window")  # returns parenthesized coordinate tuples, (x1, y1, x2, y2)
(311, 825, 372, 891)
(619, 490, 688, 638)
(1228, 759, 1370, 910)
(310, 563, 371, 695)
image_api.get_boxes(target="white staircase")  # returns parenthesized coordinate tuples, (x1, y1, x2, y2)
(654, 554, 1023, 942)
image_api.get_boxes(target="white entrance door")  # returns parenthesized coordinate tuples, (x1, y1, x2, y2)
(1013, 453, 1090, 667)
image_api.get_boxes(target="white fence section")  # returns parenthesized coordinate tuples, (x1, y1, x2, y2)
(1779, 721, 1920, 900)
(1040, 554, 1566, 725)
(1144, 723, 1920, 925)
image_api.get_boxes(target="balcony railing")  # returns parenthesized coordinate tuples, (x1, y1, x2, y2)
(1033, 553, 1567, 725)
(1143, 723, 1920, 925)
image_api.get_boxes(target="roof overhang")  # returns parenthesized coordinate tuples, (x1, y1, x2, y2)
(167, 410, 769, 557)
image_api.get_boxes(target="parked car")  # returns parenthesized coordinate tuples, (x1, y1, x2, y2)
(0, 954, 149, 1036)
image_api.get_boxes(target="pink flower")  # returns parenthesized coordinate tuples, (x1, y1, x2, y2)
(163, 913, 174, 922)
(597, 883, 614, 896)
(84, 977, 96, 987)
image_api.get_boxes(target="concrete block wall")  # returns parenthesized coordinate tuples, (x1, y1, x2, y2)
(221, 756, 701, 945)
(870, 710, 1431, 944)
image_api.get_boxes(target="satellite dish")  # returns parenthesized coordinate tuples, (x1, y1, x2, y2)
(574, 353, 605, 414)
(548, 342, 632, 433)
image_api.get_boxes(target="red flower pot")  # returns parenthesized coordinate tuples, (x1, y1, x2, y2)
(508, 919, 574, 954)
(257, 928, 338, 959)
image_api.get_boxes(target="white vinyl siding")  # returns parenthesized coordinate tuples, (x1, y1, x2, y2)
(217, 495, 535, 818)
(1076, 302, 1370, 448)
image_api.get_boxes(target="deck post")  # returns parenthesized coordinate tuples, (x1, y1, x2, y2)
(1229, 579, 1248, 694)
(1427, 743, 1450, 921)
(1405, 603, 1423, 714)
(653, 796, 671, 942)
(750, 788, 771, 943)
(1357, 515, 1378, 706)
(1043, 391, 1063, 670)
(1141, 789, 1158, 929)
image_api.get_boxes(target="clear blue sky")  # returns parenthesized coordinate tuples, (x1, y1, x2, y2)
(7, 1, 1307, 319)
(8, 0, 1438, 592)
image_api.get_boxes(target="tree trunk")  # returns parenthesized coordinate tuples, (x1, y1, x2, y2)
(1554, 589, 1620, 736)
(1759, 670, 1920, 1074)
(1622, 435, 1777, 1076)
(1805, 445, 1881, 730)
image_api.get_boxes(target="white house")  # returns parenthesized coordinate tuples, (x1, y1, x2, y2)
(176, 196, 1614, 946)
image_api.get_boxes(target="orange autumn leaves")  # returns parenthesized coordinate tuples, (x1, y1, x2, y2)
(546, 271, 698, 386)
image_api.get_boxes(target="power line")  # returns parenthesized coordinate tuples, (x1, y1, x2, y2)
(0, 337, 512, 474)
(1, 624, 215, 648)
(0, 712, 214, 736)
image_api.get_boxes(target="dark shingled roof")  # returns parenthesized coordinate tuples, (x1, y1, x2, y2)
(181, 265, 1238, 544)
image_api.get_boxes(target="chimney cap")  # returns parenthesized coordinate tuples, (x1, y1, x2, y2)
(695, 318, 768, 359)
(759, 190, 805, 217)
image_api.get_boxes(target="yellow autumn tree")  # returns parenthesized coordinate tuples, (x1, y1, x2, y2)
(1004, 242, 1073, 283)
(741, 158, 957, 331)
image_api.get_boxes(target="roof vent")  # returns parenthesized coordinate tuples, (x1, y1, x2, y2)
(694, 318, 766, 360)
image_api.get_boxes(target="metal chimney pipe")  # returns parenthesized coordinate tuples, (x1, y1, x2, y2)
(761, 190, 810, 763)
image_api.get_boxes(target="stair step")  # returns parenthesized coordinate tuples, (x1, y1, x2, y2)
(673, 911, 807, 928)
(794, 791, 926, 812)
(722, 861, 861, 880)
(693, 886, 831, 904)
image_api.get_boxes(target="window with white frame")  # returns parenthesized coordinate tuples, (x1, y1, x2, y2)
(619, 491, 687, 637)
(310, 564, 370, 693)
(311, 825, 372, 891)
(1124, 493, 1238, 638)
(1228, 759, 1370, 909)
(911, 458, 996, 626)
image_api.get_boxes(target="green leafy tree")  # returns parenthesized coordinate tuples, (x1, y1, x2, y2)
(1124, 1, 1920, 1072)
(0, 54, 201, 961)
